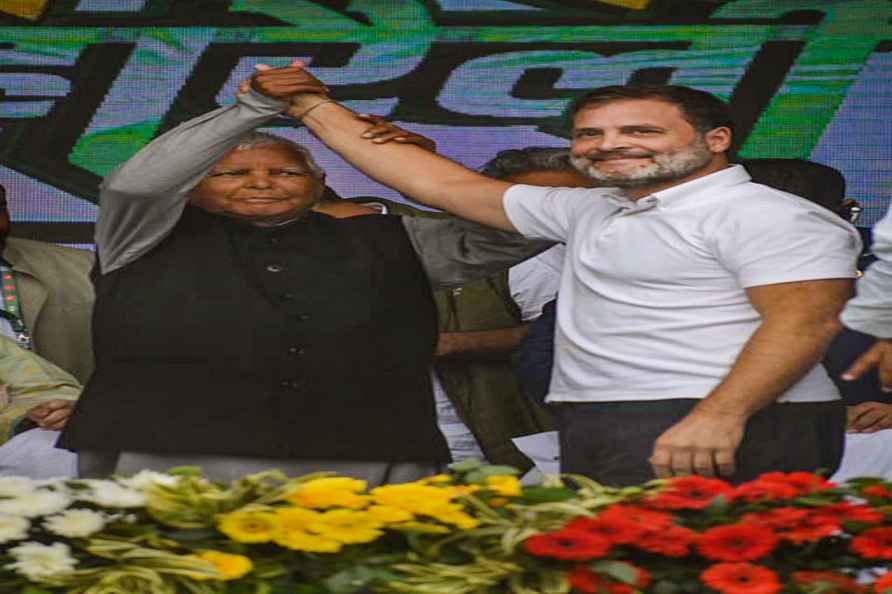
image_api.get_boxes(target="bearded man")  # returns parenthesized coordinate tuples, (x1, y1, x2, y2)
(286, 77, 861, 485)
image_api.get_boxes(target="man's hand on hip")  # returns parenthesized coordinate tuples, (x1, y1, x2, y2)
(649, 408, 746, 479)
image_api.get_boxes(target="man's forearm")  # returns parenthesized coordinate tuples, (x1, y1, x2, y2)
(693, 316, 842, 419)
(291, 100, 515, 231)
(437, 327, 528, 360)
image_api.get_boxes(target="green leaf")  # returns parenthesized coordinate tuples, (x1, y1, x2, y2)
(168, 465, 204, 476)
(20, 588, 56, 594)
(465, 466, 522, 484)
(652, 580, 680, 594)
(591, 561, 639, 584)
(519, 486, 577, 504)
(323, 566, 396, 594)
(449, 459, 483, 472)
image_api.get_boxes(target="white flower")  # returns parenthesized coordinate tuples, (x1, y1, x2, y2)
(43, 509, 106, 538)
(0, 514, 30, 543)
(6, 541, 77, 581)
(0, 476, 37, 497)
(78, 481, 146, 508)
(118, 470, 179, 490)
(0, 490, 71, 518)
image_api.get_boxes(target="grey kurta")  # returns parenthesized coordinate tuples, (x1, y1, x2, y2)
(81, 89, 549, 484)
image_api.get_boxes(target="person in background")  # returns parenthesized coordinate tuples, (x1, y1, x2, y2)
(286, 71, 860, 485)
(0, 184, 93, 433)
(0, 335, 79, 478)
(319, 146, 594, 471)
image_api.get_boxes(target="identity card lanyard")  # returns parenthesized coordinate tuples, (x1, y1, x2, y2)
(0, 263, 32, 350)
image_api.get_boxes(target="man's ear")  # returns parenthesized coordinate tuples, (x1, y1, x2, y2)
(704, 127, 732, 153)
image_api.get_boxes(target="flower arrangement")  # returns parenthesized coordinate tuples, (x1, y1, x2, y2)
(0, 462, 889, 594)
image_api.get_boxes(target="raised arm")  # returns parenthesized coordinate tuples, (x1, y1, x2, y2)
(97, 63, 326, 273)
(287, 74, 515, 232)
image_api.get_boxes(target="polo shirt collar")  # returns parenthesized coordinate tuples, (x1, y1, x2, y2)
(646, 164, 751, 208)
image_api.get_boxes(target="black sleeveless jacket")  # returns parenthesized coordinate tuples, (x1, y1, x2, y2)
(59, 208, 449, 462)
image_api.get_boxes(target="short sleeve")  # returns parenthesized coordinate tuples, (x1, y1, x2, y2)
(710, 196, 861, 287)
(503, 184, 594, 242)
(509, 244, 565, 321)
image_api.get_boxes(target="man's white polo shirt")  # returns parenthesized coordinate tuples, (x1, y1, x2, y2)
(503, 165, 861, 404)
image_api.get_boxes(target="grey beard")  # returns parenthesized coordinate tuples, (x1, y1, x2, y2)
(571, 140, 714, 188)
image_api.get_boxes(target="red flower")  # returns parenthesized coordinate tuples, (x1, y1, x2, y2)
(793, 570, 865, 593)
(599, 504, 675, 529)
(565, 516, 645, 545)
(851, 527, 892, 560)
(810, 503, 885, 526)
(873, 572, 892, 593)
(568, 563, 650, 594)
(742, 508, 838, 544)
(648, 476, 735, 510)
(525, 529, 612, 560)
(734, 472, 834, 502)
(863, 485, 892, 500)
(636, 525, 698, 557)
(697, 524, 778, 561)
(700, 562, 782, 594)
(734, 480, 800, 502)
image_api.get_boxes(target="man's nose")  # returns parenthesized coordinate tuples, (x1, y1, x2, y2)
(246, 172, 273, 188)
(595, 131, 626, 152)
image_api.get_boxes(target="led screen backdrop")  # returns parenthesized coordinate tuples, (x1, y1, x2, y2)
(0, 0, 890, 245)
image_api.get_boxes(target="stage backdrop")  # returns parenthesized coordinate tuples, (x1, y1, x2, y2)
(1, 0, 890, 245)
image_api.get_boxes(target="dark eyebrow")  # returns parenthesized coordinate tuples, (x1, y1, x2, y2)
(619, 125, 666, 132)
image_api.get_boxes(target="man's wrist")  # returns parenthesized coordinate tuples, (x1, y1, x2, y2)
(286, 96, 334, 119)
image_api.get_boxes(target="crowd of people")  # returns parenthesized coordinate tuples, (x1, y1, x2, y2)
(1, 61, 891, 486)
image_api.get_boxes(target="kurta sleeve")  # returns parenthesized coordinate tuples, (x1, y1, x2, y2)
(96, 90, 288, 273)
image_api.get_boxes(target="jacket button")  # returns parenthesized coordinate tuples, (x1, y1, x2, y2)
(266, 264, 285, 273)
(288, 346, 304, 356)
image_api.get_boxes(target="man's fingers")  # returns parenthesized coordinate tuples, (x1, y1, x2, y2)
(37, 409, 71, 428)
(254, 63, 273, 71)
(692, 450, 717, 478)
(649, 447, 672, 479)
(878, 351, 892, 392)
(714, 448, 736, 477)
(842, 346, 881, 381)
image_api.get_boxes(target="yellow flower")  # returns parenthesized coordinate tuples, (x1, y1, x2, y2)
(217, 510, 278, 543)
(370, 483, 457, 515)
(423, 502, 481, 529)
(194, 551, 253, 581)
(365, 504, 414, 524)
(486, 475, 521, 497)
(447, 485, 481, 497)
(286, 478, 370, 510)
(273, 530, 342, 553)
(275, 507, 322, 533)
(307, 509, 384, 544)
(391, 521, 451, 534)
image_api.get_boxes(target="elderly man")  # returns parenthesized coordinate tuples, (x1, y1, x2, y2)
(58, 65, 547, 483)
(284, 67, 860, 485)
